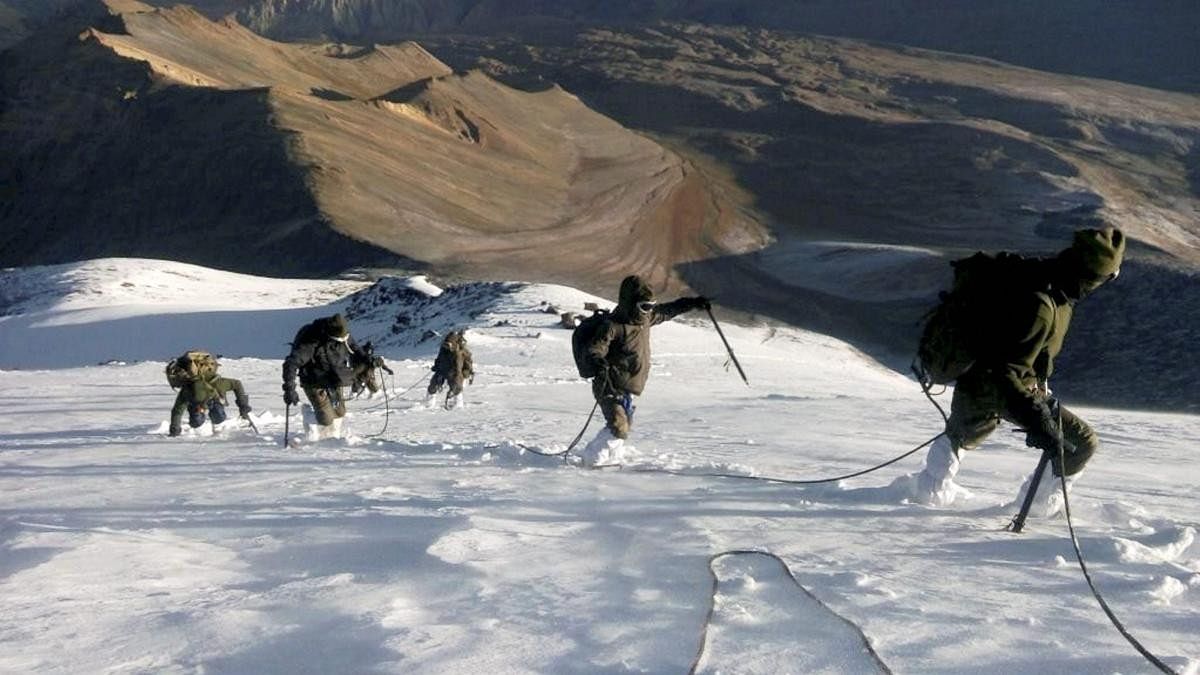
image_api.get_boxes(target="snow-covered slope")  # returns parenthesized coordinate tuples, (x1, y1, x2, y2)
(0, 259, 1196, 673)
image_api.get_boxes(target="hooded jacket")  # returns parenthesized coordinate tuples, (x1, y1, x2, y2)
(283, 314, 360, 389)
(976, 227, 1125, 435)
(585, 276, 704, 396)
(432, 332, 474, 383)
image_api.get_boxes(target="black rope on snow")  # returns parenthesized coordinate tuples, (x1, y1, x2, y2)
(688, 550, 892, 675)
(622, 433, 944, 486)
(364, 367, 394, 439)
(356, 371, 429, 413)
(515, 400, 600, 461)
(395, 371, 430, 398)
(1057, 445, 1180, 675)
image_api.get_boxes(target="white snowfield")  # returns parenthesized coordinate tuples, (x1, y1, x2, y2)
(0, 258, 1196, 674)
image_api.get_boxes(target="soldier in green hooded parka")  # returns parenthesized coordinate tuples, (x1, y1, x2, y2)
(579, 275, 710, 465)
(913, 227, 1126, 513)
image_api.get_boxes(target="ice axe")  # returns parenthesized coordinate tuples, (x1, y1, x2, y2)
(1008, 450, 1051, 534)
(1008, 398, 1073, 534)
(706, 307, 749, 386)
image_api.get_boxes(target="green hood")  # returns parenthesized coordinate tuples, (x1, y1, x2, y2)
(1053, 227, 1126, 299)
(617, 275, 655, 318)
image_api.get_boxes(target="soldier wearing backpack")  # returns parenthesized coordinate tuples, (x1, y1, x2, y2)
(910, 227, 1126, 512)
(166, 351, 251, 436)
(282, 313, 360, 439)
(350, 341, 392, 399)
(425, 330, 474, 410)
(578, 275, 709, 465)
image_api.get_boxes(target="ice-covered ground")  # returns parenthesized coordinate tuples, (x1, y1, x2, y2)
(0, 259, 1196, 674)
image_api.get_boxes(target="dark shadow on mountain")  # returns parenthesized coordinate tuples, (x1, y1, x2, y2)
(1055, 257, 1200, 412)
(1188, 144, 1200, 200)
(890, 81, 1086, 141)
(310, 86, 354, 101)
(234, 0, 1200, 94)
(0, 7, 408, 277)
(374, 75, 435, 103)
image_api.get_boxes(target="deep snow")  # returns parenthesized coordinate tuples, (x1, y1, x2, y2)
(0, 259, 1196, 674)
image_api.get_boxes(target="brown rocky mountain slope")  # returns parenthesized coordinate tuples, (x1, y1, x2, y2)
(0, 1, 759, 283)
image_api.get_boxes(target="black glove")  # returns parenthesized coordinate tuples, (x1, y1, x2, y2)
(238, 404, 252, 418)
(693, 296, 712, 311)
(283, 384, 300, 406)
(1024, 400, 1064, 454)
(168, 425, 181, 437)
(591, 362, 613, 392)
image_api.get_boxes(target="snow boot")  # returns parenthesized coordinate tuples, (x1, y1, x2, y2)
(445, 393, 464, 410)
(578, 428, 627, 468)
(912, 435, 969, 506)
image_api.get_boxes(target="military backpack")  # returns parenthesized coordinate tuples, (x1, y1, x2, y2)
(166, 350, 219, 389)
(571, 309, 613, 378)
(915, 252, 1048, 385)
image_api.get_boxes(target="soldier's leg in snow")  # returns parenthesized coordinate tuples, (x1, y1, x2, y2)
(914, 372, 1000, 505)
(1054, 406, 1098, 476)
(1004, 395, 1096, 516)
(447, 374, 464, 397)
(600, 397, 631, 439)
(208, 399, 227, 425)
(442, 374, 465, 409)
(187, 402, 208, 428)
(330, 387, 346, 419)
(427, 373, 445, 396)
(303, 386, 337, 426)
(1014, 410, 1095, 518)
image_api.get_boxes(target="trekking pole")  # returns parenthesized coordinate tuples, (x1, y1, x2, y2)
(706, 307, 749, 385)
(283, 403, 291, 448)
(244, 414, 260, 435)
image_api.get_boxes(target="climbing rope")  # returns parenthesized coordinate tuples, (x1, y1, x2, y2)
(356, 371, 429, 413)
(911, 362, 950, 427)
(1056, 445, 1179, 674)
(622, 432, 944, 486)
(515, 401, 600, 461)
(688, 550, 892, 675)
(364, 367, 395, 439)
